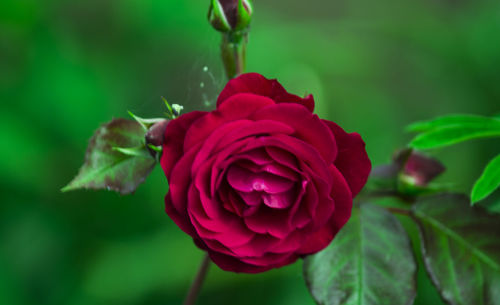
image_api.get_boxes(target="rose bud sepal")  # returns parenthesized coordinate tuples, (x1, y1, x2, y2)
(208, 0, 253, 33)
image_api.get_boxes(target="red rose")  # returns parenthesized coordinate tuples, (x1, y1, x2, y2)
(160, 73, 371, 273)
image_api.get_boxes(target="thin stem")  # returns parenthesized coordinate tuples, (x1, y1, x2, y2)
(183, 254, 211, 305)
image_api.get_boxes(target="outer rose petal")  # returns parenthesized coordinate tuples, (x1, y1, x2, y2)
(183, 93, 275, 150)
(207, 249, 298, 273)
(217, 73, 315, 112)
(323, 120, 371, 197)
(160, 111, 206, 178)
(298, 166, 352, 255)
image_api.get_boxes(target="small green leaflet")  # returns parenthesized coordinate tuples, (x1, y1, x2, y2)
(408, 114, 500, 149)
(62, 118, 156, 195)
(471, 154, 500, 204)
(412, 194, 500, 305)
(303, 203, 416, 305)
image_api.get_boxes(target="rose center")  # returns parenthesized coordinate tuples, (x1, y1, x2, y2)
(226, 164, 297, 210)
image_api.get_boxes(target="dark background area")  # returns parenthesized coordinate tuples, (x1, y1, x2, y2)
(1, 0, 499, 304)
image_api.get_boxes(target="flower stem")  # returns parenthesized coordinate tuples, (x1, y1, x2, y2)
(183, 254, 211, 305)
(221, 32, 247, 79)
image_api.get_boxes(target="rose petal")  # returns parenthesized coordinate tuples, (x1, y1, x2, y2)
(215, 119, 294, 152)
(262, 190, 295, 209)
(265, 146, 300, 172)
(188, 187, 256, 248)
(165, 193, 196, 236)
(207, 251, 288, 273)
(160, 111, 206, 178)
(191, 120, 251, 174)
(244, 135, 333, 186)
(323, 120, 371, 197)
(328, 165, 354, 230)
(238, 190, 262, 206)
(217, 73, 315, 112)
(184, 93, 275, 150)
(244, 207, 293, 238)
(297, 165, 353, 254)
(239, 252, 297, 267)
(226, 165, 294, 194)
(251, 103, 337, 164)
(167, 144, 202, 215)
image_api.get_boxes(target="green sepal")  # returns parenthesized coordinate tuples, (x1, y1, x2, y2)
(234, 0, 253, 31)
(128, 111, 165, 131)
(208, 0, 231, 32)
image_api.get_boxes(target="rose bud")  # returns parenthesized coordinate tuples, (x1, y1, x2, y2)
(208, 0, 253, 33)
(160, 73, 371, 273)
(402, 152, 445, 187)
(394, 149, 445, 187)
(145, 119, 169, 156)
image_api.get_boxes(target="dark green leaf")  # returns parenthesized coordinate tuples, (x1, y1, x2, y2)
(407, 114, 500, 133)
(304, 203, 416, 305)
(472, 154, 500, 204)
(409, 124, 500, 149)
(412, 194, 500, 305)
(62, 119, 156, 195)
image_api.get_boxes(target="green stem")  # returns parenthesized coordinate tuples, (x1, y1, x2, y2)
(221, 31, 247, 79)
(183, 254, 211, 305)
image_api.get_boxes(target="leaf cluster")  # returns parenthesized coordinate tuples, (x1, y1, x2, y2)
(304, 114, 500, 305)
(408, 114, 500, 204)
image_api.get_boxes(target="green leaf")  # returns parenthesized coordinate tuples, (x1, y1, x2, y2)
(303, 203, 416, 305)
(407, 114, 500, 133)
(409, 124, 500, 149)
(471, 154, 500, 204)
(412, 194, 500, 305)
(62, 119, 156, 195)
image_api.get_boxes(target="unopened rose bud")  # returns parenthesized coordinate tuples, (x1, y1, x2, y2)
(395, 149, 445, 187)
(145, 120, 169, 157)
(208, 0, 253, 33)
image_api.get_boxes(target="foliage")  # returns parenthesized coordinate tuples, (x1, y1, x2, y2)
(408, 114, 500, 204)
(61, 119, 156, 195)
(304, 203, 416, 305)
(412, 194, 500, 305)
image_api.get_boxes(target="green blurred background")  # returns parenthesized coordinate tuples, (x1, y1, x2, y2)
(1, 0, 499, 304)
